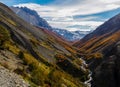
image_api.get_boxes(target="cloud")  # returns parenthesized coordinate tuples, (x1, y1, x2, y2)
(51, 0, 120, 15)
(14, 0, 120, 31)
(48, 20, 103, 31)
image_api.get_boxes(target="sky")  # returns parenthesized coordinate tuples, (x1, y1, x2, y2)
(1, 0, 120, 31)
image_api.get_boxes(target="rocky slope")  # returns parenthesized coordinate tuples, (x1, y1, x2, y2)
(11, 7, 52, 30)
(0, 65, 29, 87)
(0, 2, 89, 87)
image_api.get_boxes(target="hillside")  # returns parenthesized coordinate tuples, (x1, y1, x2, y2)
(83, 13, 120, 41)
(74, 13, 120, 87)
(74, 13, 120, 54)
(91, 41, 120, 87)
(0, 2, 89, 87)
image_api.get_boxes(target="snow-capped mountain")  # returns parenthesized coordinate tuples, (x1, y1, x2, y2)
(53, 28, 90, 41)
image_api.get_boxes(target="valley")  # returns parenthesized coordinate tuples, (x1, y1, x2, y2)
(0, 2, 89, 87)
(0, 1, 120, 87)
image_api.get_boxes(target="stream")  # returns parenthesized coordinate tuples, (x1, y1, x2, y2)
(80, 58, 92, 87)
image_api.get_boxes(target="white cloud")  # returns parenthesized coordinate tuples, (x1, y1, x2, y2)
(100, 0, 120, 4)
(14, 0, 120, 31)
(48, 20, 103, 31)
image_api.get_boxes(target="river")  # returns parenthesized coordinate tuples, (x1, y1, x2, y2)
(80, 58, 92, 87)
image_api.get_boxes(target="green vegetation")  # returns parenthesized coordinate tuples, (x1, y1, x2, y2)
(93, 52, 103, 59)
(0, 25, 10, 48)
(14, 51, 86, 87)
(64, 45, 76, 54)
(4, 41, 20, 54)
(0, 14, 17, 26)
(85, 52, 103, 59)
(40, 41, 53, 50)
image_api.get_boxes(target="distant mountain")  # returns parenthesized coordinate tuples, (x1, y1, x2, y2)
(53, 28, 90, 41)
(74, 13, 120, 87)
(11, 7, 89, 41)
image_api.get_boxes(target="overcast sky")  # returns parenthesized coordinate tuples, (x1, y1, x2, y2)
(1, 0, 120, 31)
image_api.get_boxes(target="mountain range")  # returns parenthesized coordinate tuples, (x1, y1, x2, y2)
(0, 2, 120, 87)
(11, 6, 90, 41)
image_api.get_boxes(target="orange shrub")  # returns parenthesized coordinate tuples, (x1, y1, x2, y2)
(93, 52, 103, 59)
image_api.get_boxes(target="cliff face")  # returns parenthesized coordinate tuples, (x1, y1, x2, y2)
(11, 7, 52, 30)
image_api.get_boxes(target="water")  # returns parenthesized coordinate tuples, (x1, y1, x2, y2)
(80, 58, 92, 87)
(84, 71, 92, 87)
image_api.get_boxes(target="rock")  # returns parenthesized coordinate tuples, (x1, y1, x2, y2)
(0, 65, 29, 87)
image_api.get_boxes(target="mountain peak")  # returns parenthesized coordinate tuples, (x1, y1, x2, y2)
(11, 6, 52, 30)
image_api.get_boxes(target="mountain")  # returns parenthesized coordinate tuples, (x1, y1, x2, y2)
(10, 7, 52, 30)
(0, 2, 89, 87)
(74, 13, 120, 87)
(91, 42, 120, 87)
(53, 28, 90, 41)
(74, 13, 120, 52)
(11, 7, 89, 41)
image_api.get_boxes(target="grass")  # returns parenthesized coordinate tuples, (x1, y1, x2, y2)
(7, 19, 17, 26)
(62, 77, 78, 87)
(0, 25, 10, 46)
(85, 52, 103, 59)
(78, 31, 120, 59)
(84, 32, 120, 53)
(0, 14, 17, 26)
(64, 45, 76, 54)
(16, 51, 86, 87)
(17, 52, 50, 86)
(40, 41, 53, 50)
(4, 41, 20, 54)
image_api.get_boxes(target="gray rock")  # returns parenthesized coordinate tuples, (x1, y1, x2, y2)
(0, 66, 30, 87)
